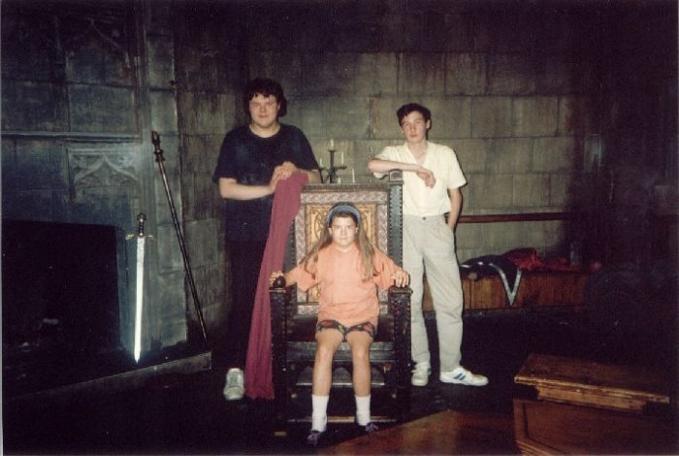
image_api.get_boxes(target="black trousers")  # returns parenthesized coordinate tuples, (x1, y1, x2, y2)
(224, 240, 266, 368)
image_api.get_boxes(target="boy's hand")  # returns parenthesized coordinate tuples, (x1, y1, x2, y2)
(273, 161, 297, 181)
(270, 271, 285, 287)
(269, 161, 299, 193)
(415, 167, 436, 188)
(391, 269, 410, 287)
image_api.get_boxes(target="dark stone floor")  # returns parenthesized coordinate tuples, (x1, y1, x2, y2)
(4, 309, 676, 455)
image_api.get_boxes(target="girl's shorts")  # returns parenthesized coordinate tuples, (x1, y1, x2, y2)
(315, 319, 376, 341)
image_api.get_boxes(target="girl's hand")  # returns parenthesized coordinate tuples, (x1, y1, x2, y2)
(270, 271, 285, 286)
(391, 269, 410, 287)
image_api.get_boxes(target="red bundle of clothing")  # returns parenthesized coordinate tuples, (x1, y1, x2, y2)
(503, 247, 580, 272)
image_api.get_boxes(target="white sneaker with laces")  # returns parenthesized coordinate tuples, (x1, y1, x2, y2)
(440, 366, 488, 386)
(411, 362, 431, 386)
(223, 367, 245, 400)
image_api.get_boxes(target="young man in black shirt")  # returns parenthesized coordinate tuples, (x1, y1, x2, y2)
(213, 78, 320, 400)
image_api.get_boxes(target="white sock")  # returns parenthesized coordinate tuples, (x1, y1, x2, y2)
(355, 394, 371, 426)
(311, 394, 329, 432)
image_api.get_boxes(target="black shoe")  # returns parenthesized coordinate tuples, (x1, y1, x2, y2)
(306, 429, 323, 447)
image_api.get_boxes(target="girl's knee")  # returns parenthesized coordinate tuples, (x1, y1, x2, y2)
(315, 341, 338, 362)
(351, 345, 370, 362)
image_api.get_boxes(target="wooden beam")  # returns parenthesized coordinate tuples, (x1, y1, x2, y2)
(459, 212, 574, 224)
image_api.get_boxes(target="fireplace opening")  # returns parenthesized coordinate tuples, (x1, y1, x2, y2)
(2, 220, 133, 396)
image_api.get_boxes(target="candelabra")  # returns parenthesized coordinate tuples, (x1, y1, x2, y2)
(320, 147, 346, 184)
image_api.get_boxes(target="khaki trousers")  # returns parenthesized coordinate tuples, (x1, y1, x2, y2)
(403, 215, 463, 372)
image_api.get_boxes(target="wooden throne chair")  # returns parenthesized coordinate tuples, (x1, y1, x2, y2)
(269, 181, 412, 429)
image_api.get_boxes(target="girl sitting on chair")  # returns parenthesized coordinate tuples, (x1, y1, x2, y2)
(270, 202, 409, 446)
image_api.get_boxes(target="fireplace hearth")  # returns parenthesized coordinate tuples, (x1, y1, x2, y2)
(2, 220, 133, 396)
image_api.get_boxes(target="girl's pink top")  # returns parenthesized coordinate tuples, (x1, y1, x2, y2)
(288, 244, 401, 327)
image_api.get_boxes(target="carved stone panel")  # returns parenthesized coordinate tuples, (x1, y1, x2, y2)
(58, 1, 134, 86)
(68, 146, 139, 190)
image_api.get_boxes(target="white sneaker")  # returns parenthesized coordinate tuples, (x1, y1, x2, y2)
(411, 362, 431, 386)
(223, 367, 244, 400)
(440, 366, 488, 387)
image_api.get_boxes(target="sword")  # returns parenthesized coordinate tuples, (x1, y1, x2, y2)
(151, 131, 209, 346)
(127, 213, 150, 362)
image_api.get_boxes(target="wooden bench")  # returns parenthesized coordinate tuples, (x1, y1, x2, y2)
(423, 211, 589, 313)
(423, 271, 589, 313)
(513, 353, 675, 455)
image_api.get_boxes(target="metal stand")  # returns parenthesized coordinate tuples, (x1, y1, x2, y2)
(151, 131, 209, 346)
(320, 148, 346, 184)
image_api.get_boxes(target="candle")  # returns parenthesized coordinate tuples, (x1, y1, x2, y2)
(329, 138, 334, 150)
(352, 168, 356, 183)
(337, 176, 342, 184)
(319, 158, 324, 167)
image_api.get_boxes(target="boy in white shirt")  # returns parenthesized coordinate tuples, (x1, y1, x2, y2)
(368, 103, 488, 388)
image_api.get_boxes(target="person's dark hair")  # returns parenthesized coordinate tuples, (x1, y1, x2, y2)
(396, 103, 431, 126)
(243, 78, 287, 117)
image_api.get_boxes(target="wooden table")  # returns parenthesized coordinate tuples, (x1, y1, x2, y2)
(320, 410, 517, 455)
(513, 354, 675, 455)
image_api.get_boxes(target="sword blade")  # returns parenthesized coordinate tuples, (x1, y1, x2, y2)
(133, 235, 145, 362)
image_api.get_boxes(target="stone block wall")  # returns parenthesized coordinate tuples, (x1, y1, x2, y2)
(170, 2, 245, 347)
(1, 1, 147, 354)
(241, 1, 605, 260)
(2, 0, 674, 361)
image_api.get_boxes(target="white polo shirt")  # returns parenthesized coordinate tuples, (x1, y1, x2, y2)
(374, 141, 467, 217)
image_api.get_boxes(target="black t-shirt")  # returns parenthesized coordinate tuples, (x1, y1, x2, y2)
(212, 123, 319, 241)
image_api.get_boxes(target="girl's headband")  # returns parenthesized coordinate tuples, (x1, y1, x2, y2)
(326, 203, 362, 226)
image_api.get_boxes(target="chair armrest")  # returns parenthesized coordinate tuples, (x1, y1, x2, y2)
(269, 276, 291, 411)
(387, 285, 412, 312)
(387, 286, 412, 392)
(270, 274, 287, 290)
(387, 286, 412, 325)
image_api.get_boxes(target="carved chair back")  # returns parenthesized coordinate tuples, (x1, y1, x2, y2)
(270, 182, 411, 427)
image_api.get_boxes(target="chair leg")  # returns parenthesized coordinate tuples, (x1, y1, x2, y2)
(270, 287, 288, 432)
(389, 286, 412, 422)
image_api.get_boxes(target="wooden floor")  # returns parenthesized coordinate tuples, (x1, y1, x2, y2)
(322, 410, 518, 455)
(4, 311, 676, 455)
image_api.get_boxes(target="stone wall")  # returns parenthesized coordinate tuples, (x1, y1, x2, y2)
(170, 2, 245, 348)
(1, 0, 149, 354)
(239, 1, 603, 261)
(2, 0, 675, 360)
(237, 1, 676, 263)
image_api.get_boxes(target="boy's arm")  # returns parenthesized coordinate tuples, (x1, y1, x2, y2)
(368, 158, 420, 175)
(219, 177, 277, 200)
(276, 161, 321, 184)
(300, 167, 321, 183)
(368, 158, 436, 188)
(447, 187, 463, 230)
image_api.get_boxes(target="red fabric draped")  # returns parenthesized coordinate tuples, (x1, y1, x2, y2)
(245, 172, 308, 399)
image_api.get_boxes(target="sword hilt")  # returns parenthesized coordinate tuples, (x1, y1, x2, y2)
(137, 213, 146, 237)
(127, 213, 153, 240)
(152, 130, 165, 163)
